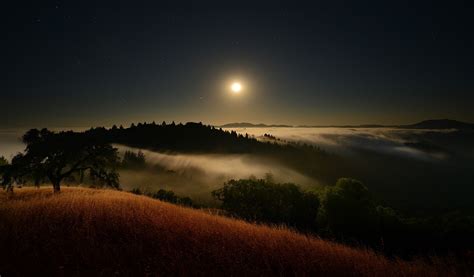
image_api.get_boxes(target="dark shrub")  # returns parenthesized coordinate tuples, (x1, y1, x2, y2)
(130, 188, 143, 195)
(150, 189, 195, 207)
(318, 178, 379, 242)
(151, 189, 178, 203)
(212, 179, 319, 230)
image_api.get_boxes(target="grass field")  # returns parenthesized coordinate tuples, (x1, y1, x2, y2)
(0, 187, 465, 276)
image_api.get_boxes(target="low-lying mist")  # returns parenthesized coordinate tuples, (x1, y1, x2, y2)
(115, 145, 318, 203)
(222, 127, 474, 213)
(2, 127, 473, 213)
(226, 127, 467, 161)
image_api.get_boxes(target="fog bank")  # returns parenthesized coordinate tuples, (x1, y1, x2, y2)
(115, 145, 318, 202)
(226, 127, 458, 161)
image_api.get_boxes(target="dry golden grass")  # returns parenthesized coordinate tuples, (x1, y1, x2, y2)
(0, 187, 464, 276)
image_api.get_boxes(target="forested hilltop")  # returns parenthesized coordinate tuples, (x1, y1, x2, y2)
(83, 121, 347, 185)
(92, 121, 311, 153)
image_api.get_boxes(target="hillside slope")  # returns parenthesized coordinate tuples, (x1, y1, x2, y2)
(0, 187, 459, 276)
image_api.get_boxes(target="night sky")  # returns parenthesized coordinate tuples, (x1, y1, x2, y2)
(2, 1, 473, 128)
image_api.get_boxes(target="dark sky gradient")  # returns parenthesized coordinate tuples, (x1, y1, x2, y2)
(2, 1, 473, 128)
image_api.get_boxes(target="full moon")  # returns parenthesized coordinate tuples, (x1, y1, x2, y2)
(231, 82, 242, 93)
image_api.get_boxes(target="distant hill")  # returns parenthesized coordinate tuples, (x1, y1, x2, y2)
(399, 119, 474, 129)
(220, 122, 293, 128)
(222, 119, 474, 130)
(0, 187, 456, 276)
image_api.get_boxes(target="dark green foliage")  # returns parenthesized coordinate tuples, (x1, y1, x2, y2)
(211, 177, 474, 258)
(150, 189, 195, 207)
(318, 178, 378, 240)
(121, 151, 146, 169)
(129, 188, 195, 207)
(1, 154, 29, 191)
(177, 196, 194, 207)
(0, 156, 7, 166)
(151, 189, 178, 203)
(316, 178, 474, 258)
(2, 129, 120, 193)
(130, 188, 143, 195)
(384, 212, 474, 258)
(212, 179, 319, 230)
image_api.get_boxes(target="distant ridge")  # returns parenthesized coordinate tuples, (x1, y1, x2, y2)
(220, 122, 293, 128)
(220, 119, 474, 130)
(399, 119, 474, 129)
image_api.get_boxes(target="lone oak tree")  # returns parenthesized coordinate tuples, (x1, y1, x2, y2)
(6, 129, 119, 193)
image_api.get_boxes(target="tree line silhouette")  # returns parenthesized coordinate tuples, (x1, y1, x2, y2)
(1, 121, 347, 192)
(93, 121, 348, 184)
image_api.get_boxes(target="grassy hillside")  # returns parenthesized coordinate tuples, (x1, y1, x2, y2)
(0, 187, 462, 276)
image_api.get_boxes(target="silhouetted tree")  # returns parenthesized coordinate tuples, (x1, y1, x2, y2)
(121, 150, 146, 169)
(213, 178, 319, 230)
(130, 188, 142, 195)
(151, 189, 178, 203)
(0, 153, 30, 192)
(4, 129, 120, 193)
(318, 178, 378, 241)
(0, 156, 7, 166)
(149, 189, 194, 207)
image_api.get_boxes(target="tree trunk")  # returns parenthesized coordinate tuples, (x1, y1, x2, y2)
(52, 180, 61, 193)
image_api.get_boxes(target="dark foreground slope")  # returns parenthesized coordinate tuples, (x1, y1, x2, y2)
(0, 187, 463, 276)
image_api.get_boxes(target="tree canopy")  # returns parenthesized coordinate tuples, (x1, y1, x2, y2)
(212, 178, 320, 230)
(317, 178, 378, 241)
(121, 150, 146, 169)
(3, 129, 120, 193)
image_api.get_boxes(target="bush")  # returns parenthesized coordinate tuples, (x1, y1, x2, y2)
(151, 189, 178, 203)
(212, 179, 319, 230)
(318, 178, 378, 241)
(150, 189, 195, 207)
(130, 188, 143, 195)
